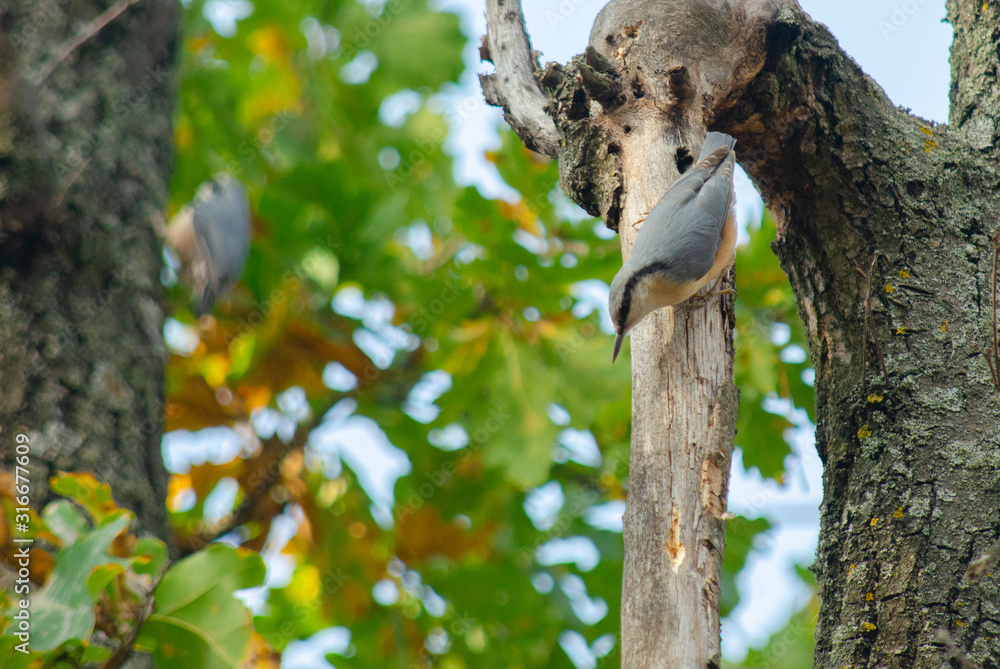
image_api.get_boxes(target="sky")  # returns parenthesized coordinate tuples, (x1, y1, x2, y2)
(176, 0, 955, 666)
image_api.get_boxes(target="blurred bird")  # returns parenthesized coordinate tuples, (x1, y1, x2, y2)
(164, 174, 251, 315)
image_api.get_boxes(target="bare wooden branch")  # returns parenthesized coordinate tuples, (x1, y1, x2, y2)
(578, 46, 624, 110)
(102, 569, 166, 669)
(480, 0, 559, 157)
(578, 62, 622, 110)
(936, 629, 982, 669)
(575, 3, 788, 665)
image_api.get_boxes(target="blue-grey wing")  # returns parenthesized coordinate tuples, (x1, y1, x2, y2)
(192, 179, 251, 304)
(629, 133, 736, 283)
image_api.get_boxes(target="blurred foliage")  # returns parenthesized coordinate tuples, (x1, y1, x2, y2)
(3, 0, 818, 667)
(0, 473, 264, 668)
(724, 566, 818, 669)
(734, 209, 814, 480)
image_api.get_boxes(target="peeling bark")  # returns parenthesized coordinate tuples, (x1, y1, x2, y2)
(482, 0, 1000, 667)
(1, 1, 178, 544)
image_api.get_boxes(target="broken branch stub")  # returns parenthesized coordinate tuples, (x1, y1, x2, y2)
(480, 0, 559, 157)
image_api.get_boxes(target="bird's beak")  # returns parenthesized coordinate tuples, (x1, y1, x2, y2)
(612, 331, 624, 363)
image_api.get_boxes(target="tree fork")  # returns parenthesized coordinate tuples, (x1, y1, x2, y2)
(483, 0, 779, 665)
(483, 0, 1000, 667)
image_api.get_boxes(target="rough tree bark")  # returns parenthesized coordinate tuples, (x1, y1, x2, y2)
(0, 1, 178, 545)
(483, 0, 1000, 667)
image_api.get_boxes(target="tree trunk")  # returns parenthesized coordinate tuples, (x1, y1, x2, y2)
(1, 0, 179, 544)
(715, 3, 1000, 666)
(483, 0, 1000, 667)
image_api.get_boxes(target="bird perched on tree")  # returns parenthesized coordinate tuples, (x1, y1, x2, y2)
(608, 131, 737, 362)
(164, 174, 251, 316)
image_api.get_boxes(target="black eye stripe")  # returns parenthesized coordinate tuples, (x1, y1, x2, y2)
(616, 262, 673, 330)
(617, 284, 633, 331)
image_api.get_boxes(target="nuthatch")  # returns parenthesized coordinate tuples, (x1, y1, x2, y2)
(164, 174, 251, 316)
(608, 132, 737, 362)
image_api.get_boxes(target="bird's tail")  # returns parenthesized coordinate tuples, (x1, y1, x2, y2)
(698, 131, 736, 162)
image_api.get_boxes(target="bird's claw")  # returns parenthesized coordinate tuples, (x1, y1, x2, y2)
(679, 287, 735, 311)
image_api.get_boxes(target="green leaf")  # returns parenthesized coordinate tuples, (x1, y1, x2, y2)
(48, 473, 119, 525)
(730, 596, 817, 669)
(30, 512, 133, 651)
(0, 635, 36, 669)
(735, 401, 794, 480)
(136, 545, 265, 669)
(365, 3, 465, 95)
(734, 209, 814, 479)
(721, 516, 771, 616)
(133, 536, 170, 577)
(78, 644, 113, 662)
(41, 499, 89, 546)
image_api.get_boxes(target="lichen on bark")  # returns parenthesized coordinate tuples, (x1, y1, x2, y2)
(0, 1, 179, 544)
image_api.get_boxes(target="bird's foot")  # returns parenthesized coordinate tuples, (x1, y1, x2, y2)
(679, 287, 735, 311)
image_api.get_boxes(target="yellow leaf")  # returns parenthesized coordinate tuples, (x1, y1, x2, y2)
(248, 25, 291, 61)
(201, 353, 231, 388)
(318, 136, 341, 160)
(229, 332, 256, 376)
(238, 384, 272, 412)
(187, 35, 212, 53)
(175, 123, 194, 150)
(287, 563, 321, 604)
